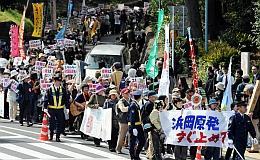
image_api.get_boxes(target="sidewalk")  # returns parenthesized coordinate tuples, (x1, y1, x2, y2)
(223, 149, 260, 160)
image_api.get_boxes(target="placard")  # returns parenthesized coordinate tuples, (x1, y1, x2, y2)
(40, 79, 52, 90)
(10, 80, 19, 93)
(29, 40, 42, 49)
(13, 57, 23, 66)
(47, 61, 56, 69)
(42, 68, 53, 80)
(35, 61, 46, 72)
(56, 39, 65, 47)
(2, 78, 10, 88)
(64, 65, 77, 75)
(101, 68, 112, 79)
(64, 39, 75, 48)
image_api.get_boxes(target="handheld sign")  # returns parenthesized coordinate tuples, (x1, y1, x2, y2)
(64, 65, 77, 76)
(42, 68, 53, 80)
(40, 79, 52, 90)
(29, 40, 42, 49)
(101, 68, 112, 79)
(35, 61, 46, 72)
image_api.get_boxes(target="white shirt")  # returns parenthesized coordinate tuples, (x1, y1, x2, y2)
(114, 14, 120, 25)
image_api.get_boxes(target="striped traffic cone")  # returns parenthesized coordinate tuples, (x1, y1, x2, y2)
(39, 113, 49, 141)
(195, 146, 202, 160)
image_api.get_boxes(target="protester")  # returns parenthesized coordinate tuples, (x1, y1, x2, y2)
(116, 88, 132, 154)
(103, 89, 119, 152)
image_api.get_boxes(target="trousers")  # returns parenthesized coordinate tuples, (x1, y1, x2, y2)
(48, 108, 65, 137)
(108, 126, 119, 150)
(19, 101, 31, 124)
(204, 147, 220, 160)
(151, 130, 163, 160)
(174, 146, 188, 160)
(129, 125, 145, 159)
(9, 101, 17, 121)
(116, 123, 128, 152)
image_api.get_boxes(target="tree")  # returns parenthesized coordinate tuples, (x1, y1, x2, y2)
(185, 0, 203, 39)
(252, 0, 260, 49)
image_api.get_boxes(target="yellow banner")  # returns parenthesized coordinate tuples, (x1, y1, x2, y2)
(32, 3, 44, 37)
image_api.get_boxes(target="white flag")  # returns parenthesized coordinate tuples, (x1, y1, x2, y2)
(158, 24, 170, 96)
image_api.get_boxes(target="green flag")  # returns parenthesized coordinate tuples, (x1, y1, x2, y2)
(146, 10, 164, 79)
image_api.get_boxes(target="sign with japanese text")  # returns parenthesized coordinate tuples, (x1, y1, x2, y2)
(32, 3, 44, 37)
(10, 80, 19, 93)
(47, 61, 56, 69)
(29, 40, 42, 49)
(35, 61, 46, 72)
(88, 83, 97, 93)
(64, 39, 75, 48)
(101, 68, 112, 79)
(9, 25, 19, 57)
(160, 110, 234, 147)
(1, 78, 10, 88)
(64, 65, 77, 75)
(40, 79, 52, 90)
(42, 68, 53, 80)
(13, 57, 23, 66)
(56, 39, 65, 47)
(19, 70, 27, 76)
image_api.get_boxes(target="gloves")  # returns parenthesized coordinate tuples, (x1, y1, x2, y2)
(43, 109, 48, 113)
(253, 138, 259, 144)
(133, 129, 138, 136)
(227, 139, 234, 148)
(66, 109, 69, 114)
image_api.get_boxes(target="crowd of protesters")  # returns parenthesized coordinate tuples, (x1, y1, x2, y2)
(0, 5, 259, 160)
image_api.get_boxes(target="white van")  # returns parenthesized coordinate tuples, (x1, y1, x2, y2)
(84, 44, 128, 78)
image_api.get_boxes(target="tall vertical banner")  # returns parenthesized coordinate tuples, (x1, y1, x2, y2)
(158, 24, 170, 96)
(9, 25, 19, 57)
(32, 3, 44, 37)
(18, 0, 29, 59)
(221, 58, 233, 111)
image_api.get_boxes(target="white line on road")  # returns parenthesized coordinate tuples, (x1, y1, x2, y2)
(0, 144, 58, 159)
(0, 151, 22, 159)
(0, 135, 25, 139)
(63, 143, 127, 160)
(30, 143, 92, 159)
(0, 128, 51, 143)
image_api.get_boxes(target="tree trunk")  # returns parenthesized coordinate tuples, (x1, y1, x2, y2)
(184, 0, 203, 39)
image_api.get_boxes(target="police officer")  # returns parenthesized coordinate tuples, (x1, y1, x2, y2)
(228, 101, 258, 159)
(44, 74, 69, 142)
(128, 90, 145, 160)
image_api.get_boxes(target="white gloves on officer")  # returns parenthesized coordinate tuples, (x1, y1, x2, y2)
(66, 109, 69, 114)
(43, 109, 48, 113)
(227, 139, 234, 148)
(133, 129, 138, 136)
(253, 138, 259, 144)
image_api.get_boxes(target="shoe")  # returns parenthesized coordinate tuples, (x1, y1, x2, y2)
(95, 144, 101, 147)
(49, 132, 54, 141)
(27, 123, 33, 127)
(109, 148, 116, 152)
(10, 120, 13, 122)
(247, 149, 259, 153)
(56, 137, 61, 142)
(20, 123, 24, 126)
(116, 150, 122, 154)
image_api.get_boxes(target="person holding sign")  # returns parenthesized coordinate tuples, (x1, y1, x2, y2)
(228, 101, 257, 159)
(43, 74, 69, 142)
(204, 99, 221, 160)
(6, 70, 19, 122)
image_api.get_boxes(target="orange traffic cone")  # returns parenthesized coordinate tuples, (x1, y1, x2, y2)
(195, 146, 202, 160)
(39, 113, 49, 141)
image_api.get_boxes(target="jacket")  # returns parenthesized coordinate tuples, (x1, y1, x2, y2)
(128, 100, 142, 128)
(44, 85, 69, 109)
(228, 112, 256, 146)
(17, 82, 32, 104)
(103, 99, 119, 127)
(117, 98, 132, 123)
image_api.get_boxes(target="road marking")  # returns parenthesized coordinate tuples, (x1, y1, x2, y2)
(0, 135, 25, 139)
(0, 128, 51, 143)
(0, 151, 22, 159)
(0, 144, 57, 159)
(63, 143, 127, 160)
(30, 143, 92, 159)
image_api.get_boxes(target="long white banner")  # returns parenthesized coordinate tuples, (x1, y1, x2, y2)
(160, 110, 234, 147)
(80, 107, 112, 141)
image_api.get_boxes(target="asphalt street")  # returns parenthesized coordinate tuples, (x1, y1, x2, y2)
(0, 119, 138, 160)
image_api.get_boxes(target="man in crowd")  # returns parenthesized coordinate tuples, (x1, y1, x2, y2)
(44, 74, 69, 142)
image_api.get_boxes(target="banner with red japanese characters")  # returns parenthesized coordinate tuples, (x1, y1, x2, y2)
(160, 110, 234, 148)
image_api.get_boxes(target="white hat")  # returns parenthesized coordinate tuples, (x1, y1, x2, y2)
(3, 68, 11, 74)
(215, 82, 224, 91)
(22, 74, 30, 81)
(10, 70, 19, 77)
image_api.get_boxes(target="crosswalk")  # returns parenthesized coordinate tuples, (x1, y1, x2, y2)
(0, 142, 128, 160)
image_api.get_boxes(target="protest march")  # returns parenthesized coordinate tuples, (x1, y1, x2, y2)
(0, 0, 260, 160)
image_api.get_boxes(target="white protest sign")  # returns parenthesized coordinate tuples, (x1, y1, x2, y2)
(64, 65, 77, 75)
(80, 108, 112, 141)
(101, 68, 112, 79)
(19, 70, 27, 76)
(10, 80, 19, 93)
(40, 79, 52, 90)
(64, 39, 75, 48)
(160, 110, 234, 148)
(2, 78, 10, 88)
(35, 61, 46, 72)
(136, 77, 147, 90)
(88, 83, 97, 93)
(42, 68, 53, 80)
(29, 40, 42, 49)
(56, 39, 65, 47)
(13, 57, 23, 66)
(47, 61, 56, 69)
(118, 4, 124, 10)
(0, 93, 4, 117)
(98, 4, 104, 9)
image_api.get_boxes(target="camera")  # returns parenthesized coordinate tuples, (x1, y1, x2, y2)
(154, 100, 164, 109)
